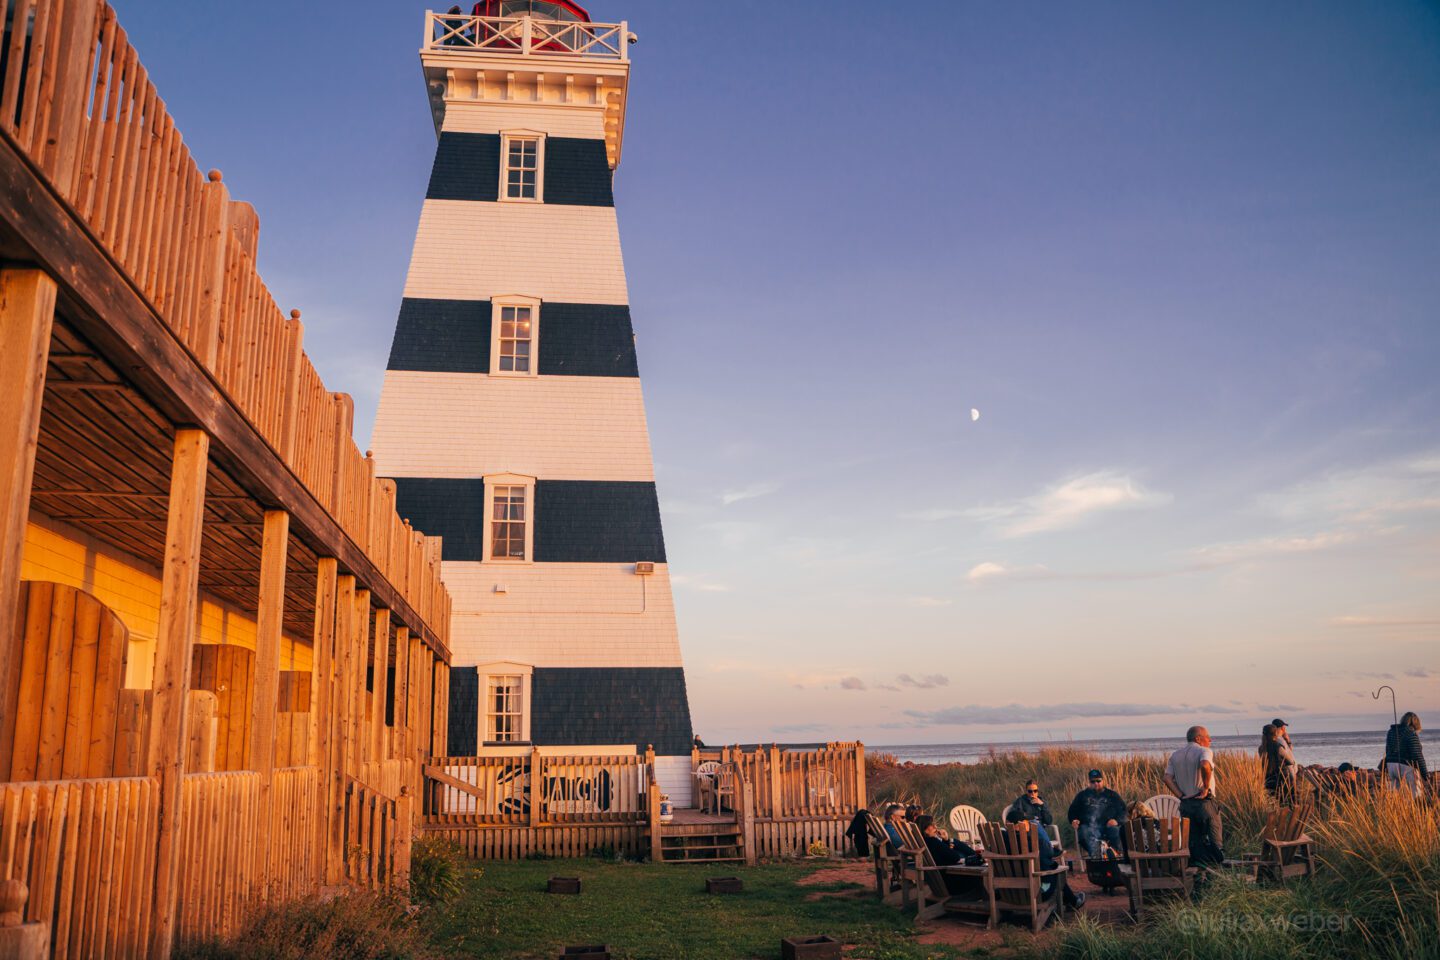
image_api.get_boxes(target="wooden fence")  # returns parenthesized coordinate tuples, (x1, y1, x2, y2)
(423, 753, 647, 826)
(700, 743, 866, 820)
(0, 777, 159, 959)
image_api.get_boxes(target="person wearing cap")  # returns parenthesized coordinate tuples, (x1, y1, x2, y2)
(1066, 769, 1125, 858)
(1273, 718, 1294, 750)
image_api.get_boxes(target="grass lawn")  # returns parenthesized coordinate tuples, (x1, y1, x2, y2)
(425, 858, 990, 960)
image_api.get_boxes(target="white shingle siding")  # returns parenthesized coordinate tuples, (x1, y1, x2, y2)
(404, 201, 628, 305)
(442, 102, 608, 140)
(444, 561, 683, 668)
(372, 371, 655, 482)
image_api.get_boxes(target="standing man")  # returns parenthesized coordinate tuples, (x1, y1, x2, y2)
(1164, 725, 1224, 866)
(1067, 769, 1125, 858)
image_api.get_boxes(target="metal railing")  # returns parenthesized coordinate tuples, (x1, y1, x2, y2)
(424, 11, 628, 60)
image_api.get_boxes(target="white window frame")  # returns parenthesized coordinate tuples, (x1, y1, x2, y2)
(477, 661, 532, 744)
(489, 295, 541, 378)
(498, 130, 545, 203)
(483, 473, 536, 563)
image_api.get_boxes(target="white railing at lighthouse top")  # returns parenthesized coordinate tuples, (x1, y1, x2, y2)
(424, 11, 629, 61)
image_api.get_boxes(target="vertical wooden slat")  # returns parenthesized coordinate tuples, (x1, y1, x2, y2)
(0, 269, 57, 780)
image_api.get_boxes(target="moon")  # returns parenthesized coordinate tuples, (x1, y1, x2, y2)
(970, 408, 980, 422)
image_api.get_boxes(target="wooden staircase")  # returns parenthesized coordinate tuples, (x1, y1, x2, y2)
(654, 809, 745, 863)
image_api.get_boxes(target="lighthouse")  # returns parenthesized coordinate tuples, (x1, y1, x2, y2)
(370, 2, 695, 798)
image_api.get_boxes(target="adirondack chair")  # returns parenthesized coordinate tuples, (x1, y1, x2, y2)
(1144, 794, 1181, 820)
(977, 820, 1067, 932)
(1117, 817, 1195, 919)
(865, 811, 905, 904)
(1233, 803, 1316, 883)
(893, 820, 990, 922)
(948, 805, 988, 848)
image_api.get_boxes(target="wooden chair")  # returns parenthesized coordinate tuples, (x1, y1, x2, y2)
(894, 820, 990, 922)
(1144, 794, 1180, 820)
(1117, 817, 1195, 919)
(865, 811, 905, 905)
(694, 760, 720, 811)
(948, 804, 988, 848)
(1233, 803, 1316, 883)
(977, 821, 1067, 932)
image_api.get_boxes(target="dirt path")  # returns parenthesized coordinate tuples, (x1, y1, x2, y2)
(798, 859, 1132, 953)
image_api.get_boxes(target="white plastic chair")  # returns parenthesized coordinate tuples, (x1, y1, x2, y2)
(947, 804, 987, 847)
(1145, 794, 1181, 820)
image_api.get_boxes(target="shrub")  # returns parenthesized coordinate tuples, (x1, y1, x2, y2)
(409, 835, 468, 906)
(175, 891, 438, 960)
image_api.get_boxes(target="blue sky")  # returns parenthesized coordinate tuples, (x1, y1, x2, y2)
(116, 1, 1440, 746)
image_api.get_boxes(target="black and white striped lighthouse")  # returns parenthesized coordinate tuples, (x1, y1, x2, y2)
(370, 2, 695, 798)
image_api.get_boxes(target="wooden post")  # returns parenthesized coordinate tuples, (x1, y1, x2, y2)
(194, 172, 231, 368)
(350, 590, 370, 775)
(854, 742, 867, 812)
(0, 879, 48, 959)
(146, 429, 209, 959)
(250, 511, 288, 778)
(277, 312, 305, 463)
(394, 793, 414, 891)
(371, 609, 390, 763)
(769, 744, 783, 820)
(308, 558, 338, 881)
(647, 782, 662, 863)
(741, 781, 757, 867)
(0, 269, 56, 780)
(529, 745, 543, 827)
(327, 574, 356, 884)
(391, 626, 409, 760)
(43, 0, 103, 193)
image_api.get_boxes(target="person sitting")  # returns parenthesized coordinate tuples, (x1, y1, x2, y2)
(1003, 808, 1085, 908)
(1005, 779, 1055, 830)
(915, 815, 983, 897)
(882, 803, 906, 850)
(1067, 769, 1125, 858)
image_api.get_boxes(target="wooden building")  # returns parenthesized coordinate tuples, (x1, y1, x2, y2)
(0, 1, 453, 955)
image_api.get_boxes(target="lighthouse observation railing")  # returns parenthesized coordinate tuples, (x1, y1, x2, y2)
(424, 11, 628, 60)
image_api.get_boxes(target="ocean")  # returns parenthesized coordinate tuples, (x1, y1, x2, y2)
(876, 728, 1440, 771)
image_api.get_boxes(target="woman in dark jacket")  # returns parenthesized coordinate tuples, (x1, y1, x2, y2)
(1260, 723, 1298, 804)
(1382, 712, 1429, 798)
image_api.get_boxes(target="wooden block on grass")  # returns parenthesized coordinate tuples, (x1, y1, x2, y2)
(546, 877, 581, 894)
(781, 935, 842, 960)
(705, 877, 743, 894)
(559, 947, 609, 960)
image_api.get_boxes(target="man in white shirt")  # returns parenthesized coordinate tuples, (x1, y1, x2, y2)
(1163, 725, 1225, 865)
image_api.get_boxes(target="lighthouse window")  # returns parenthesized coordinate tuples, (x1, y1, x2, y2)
(490, 485, 528, 560)
(504, 136, 540, 200)
(498, 305, 532, 372)
(486, 675, 523, 742)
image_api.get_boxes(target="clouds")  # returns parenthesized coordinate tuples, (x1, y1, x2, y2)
(1257, 453, 1440, 527)
(897, 673, 949, 689)
(839, 676, 866, 691)
(905, 470, 1170, 538)
(905, 701, 1243, 726)
(1190, 530, 1356, 565)
(966, 561, 1051, 583)
(1405, 667, 1434, 679)
(720, 481, 781, 506)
